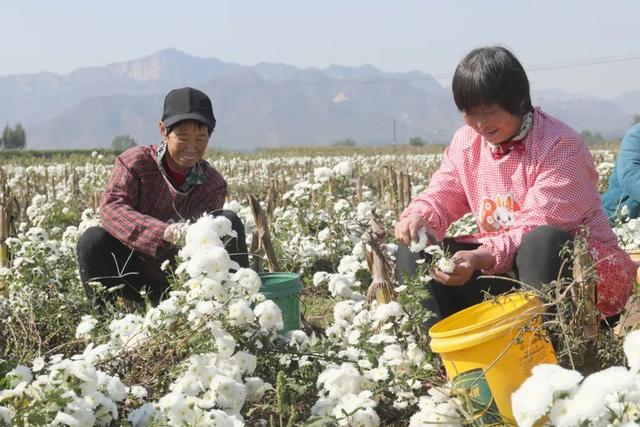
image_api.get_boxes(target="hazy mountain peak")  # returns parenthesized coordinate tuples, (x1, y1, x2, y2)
(1, 49, 638, 149)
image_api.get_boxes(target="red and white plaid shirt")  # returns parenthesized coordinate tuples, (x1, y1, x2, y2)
(100, 145, 227, 258)
(402, 108, 636, 316)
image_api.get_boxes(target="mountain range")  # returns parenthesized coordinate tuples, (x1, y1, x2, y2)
(1, 48, 638, 150)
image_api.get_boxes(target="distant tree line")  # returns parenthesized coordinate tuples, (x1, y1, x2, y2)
(1, 123, 26, 150)
(111, 134, 137, 152)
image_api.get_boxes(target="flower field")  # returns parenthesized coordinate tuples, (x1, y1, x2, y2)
(0, 146, 639, 426)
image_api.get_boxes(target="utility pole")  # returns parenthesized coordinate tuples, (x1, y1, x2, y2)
(393, 117, 396, 143)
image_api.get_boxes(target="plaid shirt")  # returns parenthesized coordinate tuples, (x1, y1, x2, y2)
(100, 145, 227, 258)
(401, 108, 637, 316)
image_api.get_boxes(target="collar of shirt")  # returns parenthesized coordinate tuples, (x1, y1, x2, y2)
(486, 110, 533, 160)
(156, 140, 205, 192)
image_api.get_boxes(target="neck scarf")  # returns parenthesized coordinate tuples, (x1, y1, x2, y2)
(486, 111, 533, 159)
(156, 140, 205, 192)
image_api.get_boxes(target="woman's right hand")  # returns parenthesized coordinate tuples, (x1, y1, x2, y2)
(394, 214, 434, 246)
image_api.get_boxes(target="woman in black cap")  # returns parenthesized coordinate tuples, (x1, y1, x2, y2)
(77, 87, 249, 306)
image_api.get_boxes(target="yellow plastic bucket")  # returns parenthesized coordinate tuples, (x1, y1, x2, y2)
(429, 292, 556, 425)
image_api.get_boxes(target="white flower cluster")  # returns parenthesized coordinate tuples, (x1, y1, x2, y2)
(408, 386, 466, 427)
(614, 217, 640, 251)
(512, 330, 640, 427)
(0, 353, 126, 426)
(312, 299, 433, 424)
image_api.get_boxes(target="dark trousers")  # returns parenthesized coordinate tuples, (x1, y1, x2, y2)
(396, 225, 574, 329)
(77, 210, 249, 306)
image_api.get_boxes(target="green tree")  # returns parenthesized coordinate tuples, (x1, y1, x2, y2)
(333, 138, 356, 147)
(0, 124, 7, 149)
(111, 134, 138, 152)
(409, 136, 426, 146)
(2, 123, 26, 149)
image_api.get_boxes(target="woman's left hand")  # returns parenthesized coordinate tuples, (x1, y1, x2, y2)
(431, 250, 479, 286)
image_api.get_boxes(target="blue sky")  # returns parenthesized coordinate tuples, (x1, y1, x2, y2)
(2, 0, 639, 98)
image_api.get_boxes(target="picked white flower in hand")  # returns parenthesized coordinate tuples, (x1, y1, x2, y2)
(436, 257, 456, 274)
(409, 227, 429, 253)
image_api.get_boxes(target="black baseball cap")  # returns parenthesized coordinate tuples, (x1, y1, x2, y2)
(162, 87, 216, 134)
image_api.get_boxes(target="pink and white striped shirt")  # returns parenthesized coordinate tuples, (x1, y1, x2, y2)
(402, 108, 636, 316)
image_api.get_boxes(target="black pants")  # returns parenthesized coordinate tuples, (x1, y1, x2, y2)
(77, 210, 249, 306)
(396, 226, 574, 329)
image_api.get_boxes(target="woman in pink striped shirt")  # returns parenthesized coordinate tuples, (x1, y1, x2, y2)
(395, 46, 636, 327)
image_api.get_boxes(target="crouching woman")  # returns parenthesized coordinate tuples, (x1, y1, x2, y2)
(395, 47, 637, 328)
(77, 87, 248, 306)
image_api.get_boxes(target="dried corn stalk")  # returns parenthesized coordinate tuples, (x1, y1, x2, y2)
(248, 194, 280, 272)
(364, 209, 396, 304)
(569, 228, 601, 373)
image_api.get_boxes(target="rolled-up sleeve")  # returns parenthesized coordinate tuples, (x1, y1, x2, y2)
(400, 144, 471, 240)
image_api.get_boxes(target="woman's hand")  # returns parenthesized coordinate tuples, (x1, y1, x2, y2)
(394, 214, 435, 246)
(431, 248, 495, 286)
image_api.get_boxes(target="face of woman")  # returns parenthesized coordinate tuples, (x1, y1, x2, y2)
(462, 104, 522, 144)
(160, 121, 210, 172)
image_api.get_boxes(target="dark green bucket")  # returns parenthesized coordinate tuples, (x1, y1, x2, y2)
(259, 272, 303, 333)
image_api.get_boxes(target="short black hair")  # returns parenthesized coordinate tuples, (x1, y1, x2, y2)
(452, 46, 532, 116)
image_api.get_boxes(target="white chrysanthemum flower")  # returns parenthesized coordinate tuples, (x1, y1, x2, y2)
(233, 351, 257, 375)
(311, 397, 337, 416)
(200, 278, 227, 301)
(625, 329, 640, 372)
(332, 390, 379, 427)
(8, 365, 32, 387)
(337, 255, 362, 275)
(228, 299, 256, 326)
(356, 202, 374, 220)
(333, 199, 350, 212)
(314, 166, 334, 183)
(318, 227, 331, 242)
(128, 385, 148, 399)
(317, 363, 366, 399)
(436, 257, 455, 274)
(254, 300, 284, 331)
(185, 246, 237, 281)
(365, 367, 389, 382)
(211, 215, 237, 238)
(245, 377, 272, 402)
(372, 302, 403, 322)
(232, 268, 262, 295)
(409, 227, 429, 253)
(31, 357, 45, 372)
(210, 375, 247, 411)
(379, 344, 404, 366)
(185, 216, 224, 249)
(313, 271, 329, 287)
(553, 366, 635, 425)
(328, 274, 357, 299)
(334, 300, 357, 323)
(333, 160, 353, 177)
(109, 314, 147, 350)
(75, 315, 98, 339)
(287, 330, 310, 350)
(0, 407, 10, 426)
(127, 403, 159, 427)
(512, 364, 583, 427)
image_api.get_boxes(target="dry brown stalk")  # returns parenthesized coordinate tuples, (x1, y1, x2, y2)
(568, 229, 601, 373)
(403, 174, 412, 208)
(364, 209, 396, 304)
(356, 176, 363, 203)
(0, 204, 7, 269)
(249, 194, 280, 272)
